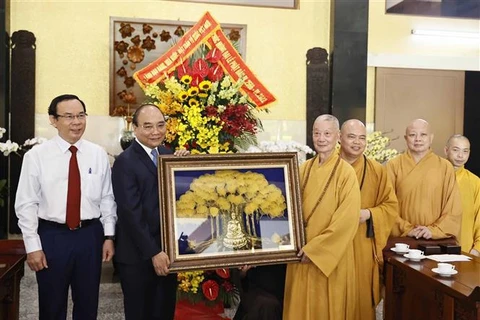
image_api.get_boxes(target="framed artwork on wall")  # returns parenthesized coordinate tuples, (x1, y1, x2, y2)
(158, 152, 305, 272)
(166, 0, 298, 9)
(109, 17, 247, 116)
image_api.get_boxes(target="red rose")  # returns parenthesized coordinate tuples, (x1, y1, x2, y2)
(202, 280, 219, 301)
(215, 268, 230, 279)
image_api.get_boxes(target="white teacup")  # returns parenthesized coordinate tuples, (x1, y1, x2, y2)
(437, 263, 455, 274)
(408, 249, 424, 258)
(395, 243, 409, 252)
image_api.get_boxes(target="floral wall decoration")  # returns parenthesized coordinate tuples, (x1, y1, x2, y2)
(110, 16, 247, 119)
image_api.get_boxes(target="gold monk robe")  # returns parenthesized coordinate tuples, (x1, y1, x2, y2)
(351, 156, 398, 320)
(283, 152, 360, 320)
(386, 150, 462, 239)
(455, 166, 480, 252)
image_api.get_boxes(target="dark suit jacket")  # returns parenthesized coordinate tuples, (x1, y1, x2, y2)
(112, 140, 173, 264)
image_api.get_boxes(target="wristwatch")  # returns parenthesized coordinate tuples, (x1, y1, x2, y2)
(104, 235, 115, 241)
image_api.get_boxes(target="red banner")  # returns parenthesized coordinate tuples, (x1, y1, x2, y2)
(205, 29, 275, 108)
(134, 12, 276, 108)
(133, 12, 220, 88)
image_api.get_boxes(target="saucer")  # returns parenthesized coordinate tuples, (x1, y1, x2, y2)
(390, 247, 409, 254)
(431, 268, 458, 277)
(403, 253, 426, 261)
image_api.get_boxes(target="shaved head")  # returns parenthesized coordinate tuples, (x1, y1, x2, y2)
(446, 134, 469, 147)
(312, 114, 340, 158)
(340, 119, 367, 162)
(406, 119, 431, 135)
(404, 118, 433, 157)
(444, 134, 470, 169)
(341, 119, 366, 132)
(314, 114, 339, 130)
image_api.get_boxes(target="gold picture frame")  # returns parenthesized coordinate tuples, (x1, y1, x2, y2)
(166, 0, 298, 9)
(158, 152, 305, 272)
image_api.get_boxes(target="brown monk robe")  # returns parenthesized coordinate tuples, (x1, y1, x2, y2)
(444, 134, 480, 256)
(283, 115, 360, 320)
(386, 119, 461, 240)
(340, 119, 398, 320)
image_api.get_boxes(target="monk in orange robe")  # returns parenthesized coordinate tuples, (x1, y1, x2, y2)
(340, 119, 398, 320)
(386, 119, 461, 240)
(283, 115, 361, 320)
(444, 134, 480, 256)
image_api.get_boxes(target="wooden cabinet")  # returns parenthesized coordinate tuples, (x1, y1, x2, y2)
(384, 248, 480, 320)
(0, 240, 26, 320)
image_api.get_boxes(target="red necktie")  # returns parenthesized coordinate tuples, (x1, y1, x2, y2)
(66, 146, 81, 229)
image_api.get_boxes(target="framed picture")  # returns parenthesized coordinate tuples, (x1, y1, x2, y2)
(166, 0, 298, 9)
(158, 152, 305, 272)
(109, 17, 247, 116)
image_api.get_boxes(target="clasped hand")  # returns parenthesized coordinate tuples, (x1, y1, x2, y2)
(408, 225, 432, 239)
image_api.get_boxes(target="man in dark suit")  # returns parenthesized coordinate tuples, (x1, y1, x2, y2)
(112, 104, 188, 320)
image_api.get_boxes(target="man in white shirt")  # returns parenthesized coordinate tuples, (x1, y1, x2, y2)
(15, 94, 117, 320)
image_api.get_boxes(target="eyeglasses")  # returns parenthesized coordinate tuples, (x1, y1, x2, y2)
(140, 123, 166, 132)
(56, 113, 88, 121)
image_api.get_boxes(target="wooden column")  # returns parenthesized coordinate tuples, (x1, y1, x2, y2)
(0, 0, 10, 239)
(9, 30, 35, 234)
(306, 48, 330, 149)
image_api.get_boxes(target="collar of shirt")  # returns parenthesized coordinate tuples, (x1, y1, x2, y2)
(135, 138, 158, 157)
(53, 135, 84, 154)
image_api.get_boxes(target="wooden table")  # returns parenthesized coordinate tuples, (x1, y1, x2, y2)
(384, 248, 480, 320)
(0, 240, 26, 320)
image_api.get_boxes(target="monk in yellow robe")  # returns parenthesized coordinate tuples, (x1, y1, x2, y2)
(283, 115, 361, 320)
(386, 119, 462, 240)
(340, 119, 398, 320)
(444, 134, 480, 256)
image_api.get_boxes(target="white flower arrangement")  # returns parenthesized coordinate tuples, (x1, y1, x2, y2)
(0, 128, 46, 156)
(0, 127, 46, 207)
(243, 140, 315, 165)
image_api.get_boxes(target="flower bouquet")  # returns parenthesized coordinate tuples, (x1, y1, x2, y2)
(144, 45, 265, 154)
(0, 127, 46, 206)
(175, 268, 239, 319)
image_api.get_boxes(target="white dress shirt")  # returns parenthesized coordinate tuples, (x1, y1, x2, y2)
(136, 138, 157, 161)
(15, 135, 117, 253)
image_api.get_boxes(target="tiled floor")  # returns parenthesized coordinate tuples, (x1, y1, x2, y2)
(19, 261, 125, 320)
(20, 262, 384, 319)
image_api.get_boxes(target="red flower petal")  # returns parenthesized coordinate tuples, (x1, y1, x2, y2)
(215, 268, 230, 279)
(202, 280, 219, 301)
(192, 59, 209, 78)
(176, 61, 191, 79)
(208, 64, 224, 82)
(206, 48, 222, 64)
